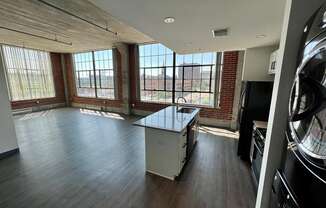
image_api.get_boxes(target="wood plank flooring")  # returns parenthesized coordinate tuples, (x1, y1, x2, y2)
(0, 108, 256, 208)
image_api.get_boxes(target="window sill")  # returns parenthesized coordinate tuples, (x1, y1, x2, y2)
(174, 103, 220, 110)
(138, 100, 170, 105)
(11, 96, 57, 102)
(75, 96, 118, 101)
(137, 100, 220, 109)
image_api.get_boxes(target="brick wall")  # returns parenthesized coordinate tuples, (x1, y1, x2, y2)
(129, 44, 239, 122)
(200, 51, 239, 120)
(63, 49, 124, 109)
(11, 53, 66, 110)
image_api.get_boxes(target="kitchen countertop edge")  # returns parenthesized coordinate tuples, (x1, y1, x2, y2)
(133, 106, 200, 133)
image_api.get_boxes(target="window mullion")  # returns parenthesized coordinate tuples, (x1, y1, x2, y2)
(143, 68, 146, 91)
(99, 69, 102, 89)
(172, 52, 176, 103)
(182, 66, 184, 96)
(77, 71, 81, 88)
(209, 65, 213, 93)
(91, 51, 98, 98)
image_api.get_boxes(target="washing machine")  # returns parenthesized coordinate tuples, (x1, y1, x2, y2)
(270, 4, 326, 208)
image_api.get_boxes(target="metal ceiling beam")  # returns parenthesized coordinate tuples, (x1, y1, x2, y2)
(37, 0, 118, 36)
(0, 26, 72, 46)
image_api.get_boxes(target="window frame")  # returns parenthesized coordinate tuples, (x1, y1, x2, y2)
(137, 43, 223, 108)
(1, 44, 56, 101)
(72, 49, 116, 100)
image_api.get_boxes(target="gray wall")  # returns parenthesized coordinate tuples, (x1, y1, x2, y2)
(115, 43, 131, 115)
(0, 50, 18, 154)
(256, 0, 325, 207)
(242, 45, 277, 82)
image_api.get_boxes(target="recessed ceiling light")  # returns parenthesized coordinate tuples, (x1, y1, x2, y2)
(164, 17, 175, 24)
(256, 34, 266, 38)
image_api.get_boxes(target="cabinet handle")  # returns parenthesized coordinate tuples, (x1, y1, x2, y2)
(182, 143, 187, 148)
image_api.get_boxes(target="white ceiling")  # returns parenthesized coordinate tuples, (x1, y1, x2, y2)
(90, 0, 286, 53)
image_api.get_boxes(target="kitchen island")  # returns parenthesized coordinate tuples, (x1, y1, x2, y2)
(134, 106, 200, 180)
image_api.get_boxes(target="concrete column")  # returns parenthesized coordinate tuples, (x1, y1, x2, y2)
(0, 49, 18, 154)
(256, 0, 325, 207)
(115, 43, 130, 115)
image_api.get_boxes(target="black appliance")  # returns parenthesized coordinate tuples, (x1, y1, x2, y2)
(237, 81, 273, 161)
(187, 117, 198, 159)
(276, 132, 326, 208)
(273, 4, 326, 208)
(287, 3, 326, 178)
(270, 170, 300, 208)
(250, 122, 267, 187)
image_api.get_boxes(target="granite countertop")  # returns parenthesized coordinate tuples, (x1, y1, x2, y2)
(133, 106, 200, 133)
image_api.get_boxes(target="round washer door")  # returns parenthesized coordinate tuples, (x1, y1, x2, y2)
(289, 41, 326, 168)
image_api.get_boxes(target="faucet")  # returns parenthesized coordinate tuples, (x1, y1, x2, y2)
(176, 97, 187, 110)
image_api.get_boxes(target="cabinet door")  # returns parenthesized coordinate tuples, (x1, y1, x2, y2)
(178, 130, 187, 173)
(269, 51, 278, 74)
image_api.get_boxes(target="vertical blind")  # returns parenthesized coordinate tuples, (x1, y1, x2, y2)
(2, 45, 55, 101)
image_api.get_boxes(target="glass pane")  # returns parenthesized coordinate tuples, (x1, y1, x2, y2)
(201, 79, 210, 92)
(166, 54, 173, 66)
(192, 79, 201, 91)
(152, 44, 159, 56)
(151, 56, 159, 67)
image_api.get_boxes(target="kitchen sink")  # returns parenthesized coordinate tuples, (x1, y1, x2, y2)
(177, 107, 196, 114)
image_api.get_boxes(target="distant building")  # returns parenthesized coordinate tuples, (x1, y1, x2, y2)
(177, 63, 201, 79)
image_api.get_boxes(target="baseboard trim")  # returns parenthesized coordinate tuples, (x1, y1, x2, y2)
(146, 170, 175, 181)
(0, 148, 19, 160)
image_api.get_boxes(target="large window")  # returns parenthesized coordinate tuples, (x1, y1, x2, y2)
(73, 49, 115, 99)
(138, 43, 222, 107)
(139, 43, 173, 103)
(2, 45, 55, 101)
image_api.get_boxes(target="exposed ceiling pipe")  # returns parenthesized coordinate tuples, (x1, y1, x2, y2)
(37, 0, 118, 36)
(0, 26, 73, 46)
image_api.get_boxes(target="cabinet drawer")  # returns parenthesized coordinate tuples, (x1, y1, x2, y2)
(180, 129, 187, 144)
(179, 148, 187, 172)
(178, 132, 187, 172)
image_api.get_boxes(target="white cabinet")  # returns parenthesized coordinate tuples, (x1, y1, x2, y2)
(268, 50, 279, 74)
(144, 128, 189, 180)
(178, 130, 188, 174)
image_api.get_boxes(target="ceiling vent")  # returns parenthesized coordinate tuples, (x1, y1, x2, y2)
(212, 28, 228, 37)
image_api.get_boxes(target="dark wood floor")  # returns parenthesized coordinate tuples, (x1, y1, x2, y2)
(0, 108, 256, 208)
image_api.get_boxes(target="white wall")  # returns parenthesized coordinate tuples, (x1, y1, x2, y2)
(256, 0, 325, 207)
(0, 50, 18, 154)
(242, 45, 278, 82)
